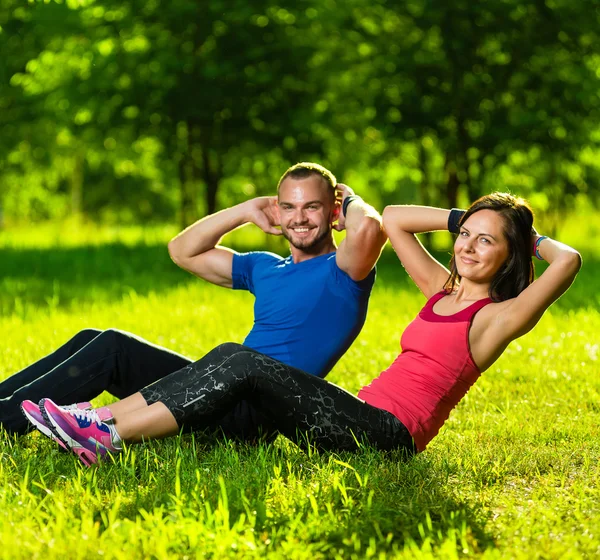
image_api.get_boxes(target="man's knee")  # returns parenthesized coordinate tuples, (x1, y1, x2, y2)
(72, 328, 103, 345)
(98, 328, 136, 349)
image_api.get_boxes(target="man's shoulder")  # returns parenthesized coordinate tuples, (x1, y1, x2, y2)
(295, 252, 376, 290)
(234, 250, 286, 265)
(329, 252, 377, 290)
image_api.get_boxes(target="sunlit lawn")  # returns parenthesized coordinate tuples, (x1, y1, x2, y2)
(0, 222, 598, 559)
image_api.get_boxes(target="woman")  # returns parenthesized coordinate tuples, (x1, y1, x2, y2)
(23, 193, 581, 466)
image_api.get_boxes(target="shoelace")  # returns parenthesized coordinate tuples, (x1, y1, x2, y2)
(67, 406, 119, 450)
(68, 408, 106, 424)
(61, 403, 84, 411)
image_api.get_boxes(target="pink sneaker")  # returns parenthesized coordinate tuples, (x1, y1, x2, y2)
(41, 398, 121, 467)
(21, 400, 92, 449)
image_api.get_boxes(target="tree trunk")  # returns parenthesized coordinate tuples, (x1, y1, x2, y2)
(419, 141, 433, 250)
(418, 141, 430, 207)
(547, 158, 559, 238)
(444, 153, 460, 209)
(178, 120, 198, 229)
(201, 147, 221, 216)
(197, 123, 222, 216)
(457, 114, 478, 201)
(70, 152, 84, 221)
(179, 156, 197, 230)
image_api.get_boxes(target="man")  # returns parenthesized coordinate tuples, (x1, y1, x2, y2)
(5, 162, 386, 440)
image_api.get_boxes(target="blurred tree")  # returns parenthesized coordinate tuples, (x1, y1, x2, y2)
(1, 0, 600, 228)
(0, 0, 67, 223)
(6, 0, 339, 227)
(319, 0, 600, 216)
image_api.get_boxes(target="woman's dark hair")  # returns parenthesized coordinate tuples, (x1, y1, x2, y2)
(443, 192, 535, 301)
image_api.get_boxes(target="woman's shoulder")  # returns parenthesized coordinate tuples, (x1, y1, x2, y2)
(469, 297, 517, 351)
(468, 299, 519, 371)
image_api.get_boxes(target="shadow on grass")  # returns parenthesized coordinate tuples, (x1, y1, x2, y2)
(112, 438, 497, 555)
(0, 243, 190, 315)
(0, 242, 597, 316)
(0, 237, 291, 316)
(5, 429, 496, 555)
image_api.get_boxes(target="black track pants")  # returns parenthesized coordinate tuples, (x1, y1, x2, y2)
(0, 329, 190, 435)
(140, 343, 416, 453)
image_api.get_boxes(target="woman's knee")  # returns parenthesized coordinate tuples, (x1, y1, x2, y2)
(205, 342, 247, 360)
(194, 344, 259, 382)
(216, 342, 246, 353)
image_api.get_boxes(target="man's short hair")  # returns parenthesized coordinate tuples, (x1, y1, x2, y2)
(277, 162, 337, 195)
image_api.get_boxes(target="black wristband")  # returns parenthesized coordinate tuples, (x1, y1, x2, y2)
(448, 208, 466, 234)
(342, 195, 362, 217)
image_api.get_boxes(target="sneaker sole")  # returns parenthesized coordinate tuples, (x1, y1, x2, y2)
(39, 399, 84, 453)
(20, 403, 54, 440)
(21, 402, 68, 451)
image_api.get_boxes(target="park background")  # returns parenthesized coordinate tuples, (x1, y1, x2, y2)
(0, 0, 599, 558)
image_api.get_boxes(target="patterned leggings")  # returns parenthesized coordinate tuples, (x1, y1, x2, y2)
(140, 343, 415, 454)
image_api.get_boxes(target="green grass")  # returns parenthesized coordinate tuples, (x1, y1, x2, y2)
(0, 223, 599, 559)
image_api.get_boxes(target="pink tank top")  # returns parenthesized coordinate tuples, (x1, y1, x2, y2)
(357, 291, 492, 452)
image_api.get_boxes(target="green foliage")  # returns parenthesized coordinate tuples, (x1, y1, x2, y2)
(1, 1, 599, 226)
(0, 225, 599, 557)
(1, 0, 337, 225)
(316, 0, 600, 211)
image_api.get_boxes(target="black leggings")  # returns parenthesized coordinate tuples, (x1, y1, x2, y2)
(140, 343, 416, 454)
(0, 330, 288, 440)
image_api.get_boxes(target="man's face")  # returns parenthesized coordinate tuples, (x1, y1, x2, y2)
(277, 175, 337, 252)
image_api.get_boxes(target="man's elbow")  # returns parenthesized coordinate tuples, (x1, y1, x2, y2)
(344, 226, 386, 281)
(355, 215, 386, 247)
(167, 239, 185, 267)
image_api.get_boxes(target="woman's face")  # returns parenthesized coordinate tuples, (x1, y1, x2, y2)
(454, 209, 510, 283)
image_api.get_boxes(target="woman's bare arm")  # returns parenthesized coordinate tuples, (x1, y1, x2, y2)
(382, 205, 453, 298)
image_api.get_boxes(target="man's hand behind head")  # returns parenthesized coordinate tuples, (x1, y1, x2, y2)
(333, 183, 355, 232)
(245, 196, 282, 236)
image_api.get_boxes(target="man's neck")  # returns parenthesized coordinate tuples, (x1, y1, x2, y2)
(289, 239, 337, 264)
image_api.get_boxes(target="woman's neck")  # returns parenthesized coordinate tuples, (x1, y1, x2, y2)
(452, 281, 491, 303)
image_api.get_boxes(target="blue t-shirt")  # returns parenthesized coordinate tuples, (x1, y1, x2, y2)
(232, 251, 375, 378)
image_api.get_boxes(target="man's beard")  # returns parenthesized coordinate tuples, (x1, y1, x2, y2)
(281, 224, 332, 253)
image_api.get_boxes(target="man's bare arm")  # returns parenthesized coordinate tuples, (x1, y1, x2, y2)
(168, 197, 281, 288)
(335, 184, 387, 281)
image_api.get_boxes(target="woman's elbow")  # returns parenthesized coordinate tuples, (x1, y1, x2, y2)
(569, 250, 583, 275)
(558, 250, 583, 281)
(381, 205, 396, 230)
(382, 205, 394, 220)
